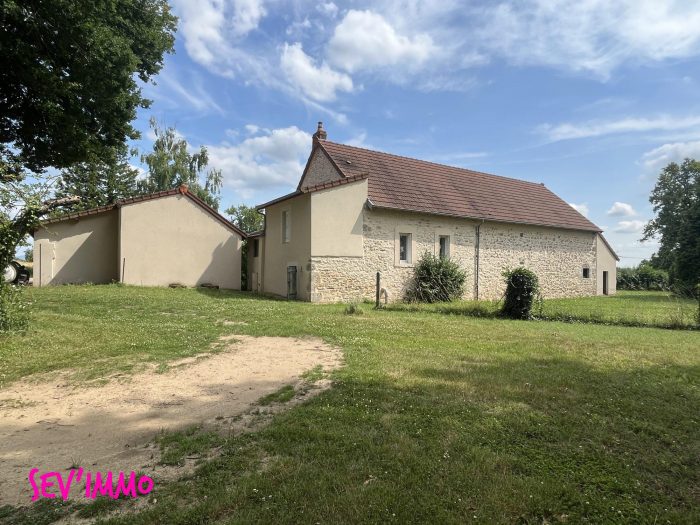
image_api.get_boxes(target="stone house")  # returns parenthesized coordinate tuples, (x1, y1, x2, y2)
(252, 123, 618, 303)
(34, 185, 245, 289)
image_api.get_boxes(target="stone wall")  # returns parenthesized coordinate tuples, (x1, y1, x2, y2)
(309, 208, 599, 303)
(477, 223, 597, 300)
(299, 148, 342, 189)
(310, 208, 476, 303)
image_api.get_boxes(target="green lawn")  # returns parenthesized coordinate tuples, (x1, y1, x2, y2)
(387, 290, 699, 330)
(1, 286, 699, 524)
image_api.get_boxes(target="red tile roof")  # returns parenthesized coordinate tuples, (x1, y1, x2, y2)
(318, 140, 601, 232)
(37, 185, 246, 237)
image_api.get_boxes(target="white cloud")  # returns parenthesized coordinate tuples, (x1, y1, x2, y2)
(327, 10, 436, 73)
(280, 42, 353, 102)
(537, 114, 700, 141)
(607, 201, 637, 217)
(157, 70, 224, 114)
(316, 2, 338, 18)
(641, 140, 700, 173)
(568, 202, 589, 217)
(475, 0, 700, 78)
(206, 126, 311, 194)
(231, 0, 266, 36)
(614, 220, 646, 233)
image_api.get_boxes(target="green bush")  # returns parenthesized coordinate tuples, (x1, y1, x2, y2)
(0, 283, 30, 334)
(617, 263, 669, 291)
(344, 303, 364, 315)
(501, 267, 540, 320)
(405, 252, 467, 303)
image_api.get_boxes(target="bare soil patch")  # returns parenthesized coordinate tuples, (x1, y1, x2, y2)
(0, 335, 342, 505)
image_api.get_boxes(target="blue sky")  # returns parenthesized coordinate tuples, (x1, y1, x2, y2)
(129, 0, 700, 266)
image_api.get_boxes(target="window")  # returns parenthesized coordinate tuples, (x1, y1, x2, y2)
(582, 267, 590, 278)
(281, 210, 291, 243)
(399, 233, 411, 263)
(253, 239, 259, 257)
(439, 235, 450, 259)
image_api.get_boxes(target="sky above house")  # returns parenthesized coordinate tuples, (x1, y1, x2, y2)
(129, 0, 700, 266)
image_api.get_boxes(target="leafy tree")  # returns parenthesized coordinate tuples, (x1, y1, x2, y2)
(55, 147, 140, 211)
(643, 159, 700, 296)
(225, 204, 265, 233)
(226, 204, 265, 291)
(139, 118, 223, 209)
(0, 0, 176, 276)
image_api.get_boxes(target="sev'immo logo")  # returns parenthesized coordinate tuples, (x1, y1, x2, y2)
(28, 469, 154, 501)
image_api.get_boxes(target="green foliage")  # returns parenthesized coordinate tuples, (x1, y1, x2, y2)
(617, 263, 669, 291)
(0, 0, 176, 179)
(0, 284, 29, 334)
(22, 248, 32, 263)
(643, 158, 700, 296)
(344, 303, 364, 315)
(501, 267, 540, 319)
(226, 204, 265, 290)
(405, 252, 467, 303)
(258, 385, 296, 405)
(139, 118, 223, 209)
(54, 146, 139, 211)
(225, 204, 264, 233)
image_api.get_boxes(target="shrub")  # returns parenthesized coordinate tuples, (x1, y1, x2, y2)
(0, 283, 30, 334)
(501, 267, 540, 320)
(617, 263, 669, 291)
(405, 252, 467, 303)
(344, 303, 364, 315)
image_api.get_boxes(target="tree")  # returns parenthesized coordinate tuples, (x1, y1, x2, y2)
(0, 0, 176, 276)
(643, 158, 700, 296)
(225, 204, 265, 233)
(139, 118, 223, 209)
(0, 0, 176, 179)
(55, 146, 140, 211)
(226, 205, 264, 290)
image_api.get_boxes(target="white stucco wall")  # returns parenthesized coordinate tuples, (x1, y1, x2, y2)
(596, 234, 617, 295)
(262, 194, 312, 300)
(119, 194, 242, 289)
(33, 211, 119, 286)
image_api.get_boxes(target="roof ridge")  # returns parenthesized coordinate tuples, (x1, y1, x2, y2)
(319, 139, 545, 187)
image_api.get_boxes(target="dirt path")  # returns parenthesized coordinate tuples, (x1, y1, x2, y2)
(0, 335, 342, 505)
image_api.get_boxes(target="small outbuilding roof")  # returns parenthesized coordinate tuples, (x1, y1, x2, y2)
(37, 185, 246, 237)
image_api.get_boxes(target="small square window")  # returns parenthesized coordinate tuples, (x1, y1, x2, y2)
(439, 235, 450, 259)
(253, 239, 259, 257)
(399, 233, 411, 263)
(281, 210, 291, 243)
(582, 267, 590, 278)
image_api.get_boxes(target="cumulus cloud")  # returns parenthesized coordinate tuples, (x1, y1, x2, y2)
(568, 202, 589, 217)
(614, 220, 646, 233)
(607, 201, 637, 217)
(280, 42, 354, 102)
(206, 126, 311, 195)
(641, 140, 700, 173)
(327, 10, 436, 73)
(537, 114, 700, 142)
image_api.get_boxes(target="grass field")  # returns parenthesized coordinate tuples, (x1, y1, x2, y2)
(1, 286, 699, 524)
(388, 290, 699, 329)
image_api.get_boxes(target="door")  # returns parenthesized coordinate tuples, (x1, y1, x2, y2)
(287, 266, 297, 299)
(603, 271, 609, 295)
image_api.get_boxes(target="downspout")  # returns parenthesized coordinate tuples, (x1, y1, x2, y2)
(475, 220, 484, 300)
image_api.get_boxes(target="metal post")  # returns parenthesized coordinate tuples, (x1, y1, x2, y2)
(375, 272, 381, 308)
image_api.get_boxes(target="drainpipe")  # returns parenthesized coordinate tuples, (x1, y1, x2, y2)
(475, 220, 484, 300)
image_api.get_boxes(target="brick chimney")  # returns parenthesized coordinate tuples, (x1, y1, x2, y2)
(312, 121, 327, 145)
